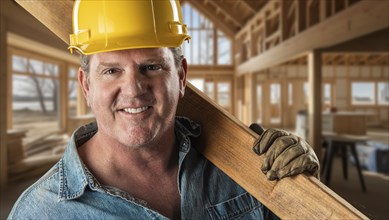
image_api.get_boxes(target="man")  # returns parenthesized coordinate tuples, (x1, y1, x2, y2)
(9, 1, 319, 219)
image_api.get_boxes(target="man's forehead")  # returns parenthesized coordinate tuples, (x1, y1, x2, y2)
(92, 48, 172, 61)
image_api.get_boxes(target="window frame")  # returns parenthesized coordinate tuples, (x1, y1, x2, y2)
(9, 47, 63, 129)
(182, 3, 233, 66)
(8, 46, 82, 133)
(350, 81, 376, 106)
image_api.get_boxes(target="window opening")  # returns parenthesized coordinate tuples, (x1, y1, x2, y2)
(351, 82, 375, 105)
(11, 52, 61, 147)
(182, 3, 232, 65)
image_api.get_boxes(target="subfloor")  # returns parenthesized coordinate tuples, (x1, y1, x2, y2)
(327, 158, 389, 219)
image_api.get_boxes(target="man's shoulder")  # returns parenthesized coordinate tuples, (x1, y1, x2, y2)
(8, 164, 61, 219)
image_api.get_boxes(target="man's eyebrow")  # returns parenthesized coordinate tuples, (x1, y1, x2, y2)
(140, 57, 169, 65)
(95, 62, 121, 72)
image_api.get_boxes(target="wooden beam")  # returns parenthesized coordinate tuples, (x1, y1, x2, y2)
(237, 0, 256, 14)
(184, 0, 235, 38)
(15, 0, 73, 43)
(322, 28, 389, 53)
(7, 33, 78, 64)
(307, 50, 323, 160)
(1, 0, 67, 50)
(319, 0, 328, 21)
(236, 0, 389, 74)
(296, 0, 307, 33)
(371, 54, 389, 65)
(180, 84, 366, 219)
(280, 0, 287, 41)
(206, 0, 243, 28)
(60, 63, 68, 133)
(14, 1, 368, 219)
(0, 11, 8, 190)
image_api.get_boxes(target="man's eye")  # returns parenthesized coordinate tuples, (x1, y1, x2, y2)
(104, 68, 119, 75)
(141, 65, 162, 72)
(149, 65, 162, 71)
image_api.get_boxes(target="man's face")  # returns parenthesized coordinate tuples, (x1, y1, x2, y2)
(78, 48, 187, 149)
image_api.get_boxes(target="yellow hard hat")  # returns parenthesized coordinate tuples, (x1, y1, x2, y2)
(69, 0, 190, 55)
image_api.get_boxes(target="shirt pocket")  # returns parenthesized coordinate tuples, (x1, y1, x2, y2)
(206, 192, 264, 220)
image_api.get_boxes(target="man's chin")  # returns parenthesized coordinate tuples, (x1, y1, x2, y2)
(118, 130, 155, 149)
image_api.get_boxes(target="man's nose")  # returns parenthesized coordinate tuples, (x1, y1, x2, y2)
(121, 72, 147, 96)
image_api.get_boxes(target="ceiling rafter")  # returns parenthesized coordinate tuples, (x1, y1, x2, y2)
(205, 0, 243, 27)
(237, 0, 256, 14)
(181, 0, 272, 35)
(373, 54, 389, 64)
(184, 0, 235, 37)
(279, 53, 389, 66)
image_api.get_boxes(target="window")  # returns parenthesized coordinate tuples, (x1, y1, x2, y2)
(255, 84, 262, 123)
(351, 82, 375, 105)
(217, 30, 232, 65)
(377, 82, 389, 105)
(204, 81, 215, 100)
(217, 82, 230, 108)
(11, 51, 61, 143)
(188, 78, 205, 92)
(288, 83, 293, 106)
(323, 83, 331, 105)
(270, 83, 281, 124)
(188, 78, 232, 113)
(182, 3, 232, 65)
(304, 82, 309, 104)
(270, 83, 281, 104)
(68, 66, 78, 117)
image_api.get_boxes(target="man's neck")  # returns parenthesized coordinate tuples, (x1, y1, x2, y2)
(78, 130, 181, 219)
(78, 130, 179, 184)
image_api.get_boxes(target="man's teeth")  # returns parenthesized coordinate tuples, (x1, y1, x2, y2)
(123, 106, 149, 113)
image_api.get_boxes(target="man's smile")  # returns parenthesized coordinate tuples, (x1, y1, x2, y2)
(121, 106, 150, 114)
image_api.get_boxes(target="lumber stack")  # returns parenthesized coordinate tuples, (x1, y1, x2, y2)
(7, 129, 67, 182)
(7, 129, 27, 164)
(24, 134, 68, 156)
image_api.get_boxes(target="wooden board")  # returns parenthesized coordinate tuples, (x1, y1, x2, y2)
(14, 1, 368, 219)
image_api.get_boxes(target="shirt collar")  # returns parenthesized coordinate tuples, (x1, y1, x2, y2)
(58, 122, 97, 201)
(58, 117, 201, 201)
(175, 116, 201, 152)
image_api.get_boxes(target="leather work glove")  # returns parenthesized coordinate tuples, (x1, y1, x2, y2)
(250, 124, 320, 181)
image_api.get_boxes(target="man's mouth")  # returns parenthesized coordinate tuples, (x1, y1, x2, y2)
(122, 106, 150, 114)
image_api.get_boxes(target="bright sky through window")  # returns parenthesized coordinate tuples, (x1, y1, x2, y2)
(181, 3, 232, 65)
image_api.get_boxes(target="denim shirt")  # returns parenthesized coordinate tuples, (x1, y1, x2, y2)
(8, 117, 278, 220)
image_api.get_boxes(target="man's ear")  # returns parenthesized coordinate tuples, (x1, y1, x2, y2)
(179, 58, 188, 98)
(78, 67, 90, 106)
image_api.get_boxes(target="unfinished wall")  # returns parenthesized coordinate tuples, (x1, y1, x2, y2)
(249, 63, 388, 129)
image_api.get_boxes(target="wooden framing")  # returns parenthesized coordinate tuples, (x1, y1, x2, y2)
(14, 0, 369, 218)
(235, 0, 388, 72)
(180, 4, 233, 66)
(181, 0, 266, 37)
(184, 0, 234, 38)
(0, 12, 8, 190)
(60, 62, 68, 132)
(187, 73, 235, 115)
(250, 58, 388, 128)
(307, 50, 323, 159)
(234, 0, 388, 155)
